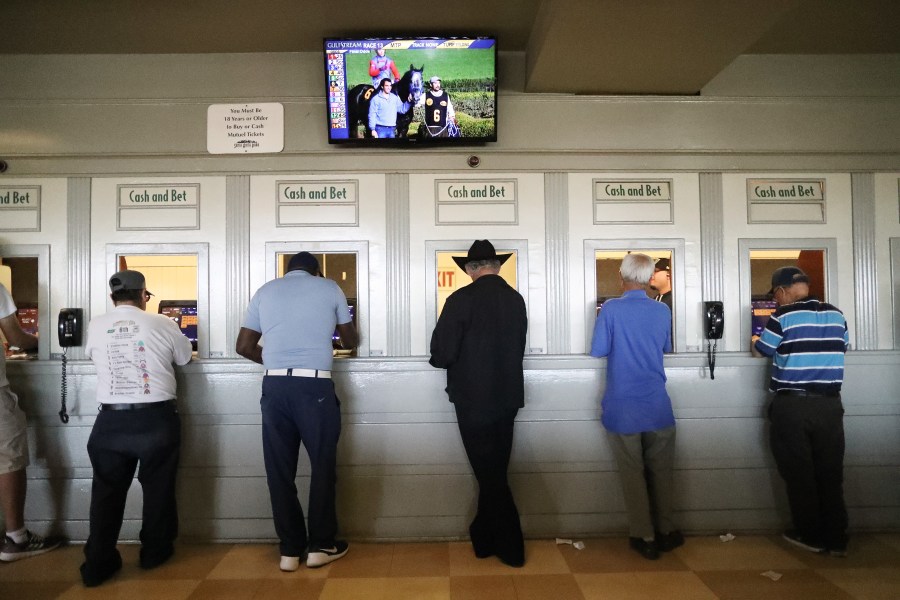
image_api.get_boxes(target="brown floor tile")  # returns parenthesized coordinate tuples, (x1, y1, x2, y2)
(450, 575, 517, 600)
(0, 543, 84, 582)
(205, 544, 328, 579)
(873, 533, 900, 553)
(676, 535, 808, 571)
(512, 573, 586, 600)
(0, 581, 76, 600)
(559, 536, 690, 573)
(324, 542, 394, 578)
(575, 572, 718, 600)
(321, 577, 449, 600)
(133, 542, 234, 580)
(390, 541, 450, 577)
(817, 567, 900, 600)
(697, 569, 854, 600)
(253, 577, 328, 599)
(57, 578, 201, 599)
(448, 539, 570, 576)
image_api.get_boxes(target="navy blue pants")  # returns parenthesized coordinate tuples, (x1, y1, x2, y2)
(769, 393, 848, 549)
(455, 405, 524, 565)
(261, 375, 341, 557)
(84, 403, 180, 571)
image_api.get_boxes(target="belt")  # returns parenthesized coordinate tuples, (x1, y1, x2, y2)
(266, 368, 331, 379)
(775, 389, 839, 398)
(99, 400, 176, 411)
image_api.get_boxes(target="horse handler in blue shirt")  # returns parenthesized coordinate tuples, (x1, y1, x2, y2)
(590, 253, 683, 560)
(236, 252, 358, 571)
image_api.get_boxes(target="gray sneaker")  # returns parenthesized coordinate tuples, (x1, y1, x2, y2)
(0, 530, 63, 562)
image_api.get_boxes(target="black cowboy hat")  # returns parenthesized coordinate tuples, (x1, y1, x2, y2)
(452, 240, 512, 270)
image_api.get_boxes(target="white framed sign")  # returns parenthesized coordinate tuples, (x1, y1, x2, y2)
(207, 103, 284, 154)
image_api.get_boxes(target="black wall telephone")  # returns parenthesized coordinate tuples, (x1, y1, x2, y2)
(704, 301, 724, 340)
(58, 308, 84, 347)
(703, 301, 724, 380)
(57, 308, 84, 424)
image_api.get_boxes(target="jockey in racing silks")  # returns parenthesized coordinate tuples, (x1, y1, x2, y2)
(369, 44, 400, 87)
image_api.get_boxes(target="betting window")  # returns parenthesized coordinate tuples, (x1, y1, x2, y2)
(425, 239, 529, 350)
(266, 241, 369, 358)
(583, 239, 683, 353)
(739, 238, 837, 350)
(0, 244, 49, 360)
(108, 244, 209, 358)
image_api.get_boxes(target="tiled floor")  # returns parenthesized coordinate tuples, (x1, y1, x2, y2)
(1, 534, 898, 599)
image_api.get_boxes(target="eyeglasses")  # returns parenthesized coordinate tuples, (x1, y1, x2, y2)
(143, 290, 154, 300)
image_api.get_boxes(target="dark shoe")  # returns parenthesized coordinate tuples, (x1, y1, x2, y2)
(0, 531, 63, 562)
(498, 551, 525, 568)
(307, 540, 349, 568)
(629, 537, 660, 560)
(80, 553, 123, 587)
(827, 546, 848, 558)
(782, 530, 825, 553)
(140, 545, 174, 569)
(655, 530, 684, 552)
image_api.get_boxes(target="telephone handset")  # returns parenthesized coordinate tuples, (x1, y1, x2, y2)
(703, 301, 724, 380)
(704, 301, 724, 340)
(57, 308, 84, 425)
(58, 308, 84, 347)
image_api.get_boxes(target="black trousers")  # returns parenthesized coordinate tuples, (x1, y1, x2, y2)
(261, 376, 341, 557)
(455, 405, 524, 564)
(769, 393, 848, 549)
(84, 403, 181, 570)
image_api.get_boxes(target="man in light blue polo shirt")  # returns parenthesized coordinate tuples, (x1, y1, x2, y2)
(590, 253, 682, 560)
(236, 252, 358, 571)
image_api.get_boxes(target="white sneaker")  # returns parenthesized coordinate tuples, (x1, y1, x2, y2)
(306, 541, 349, 568)
(279, 555, 300, 572)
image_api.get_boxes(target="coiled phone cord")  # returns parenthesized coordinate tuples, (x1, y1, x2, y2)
(59, 347, 70, 424)
(707, 339, 717, 380)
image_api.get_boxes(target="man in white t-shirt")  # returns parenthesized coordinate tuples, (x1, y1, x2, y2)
(0, 283, 63, 562)
(80, 270, 192, 587)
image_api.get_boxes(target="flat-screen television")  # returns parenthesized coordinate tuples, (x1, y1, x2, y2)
(159, 300, 198, 351)
(325, 37, 497, 144)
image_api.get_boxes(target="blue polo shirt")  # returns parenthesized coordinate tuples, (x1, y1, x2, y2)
(590, 289, 674, 434)
(243, 270, 352, 371)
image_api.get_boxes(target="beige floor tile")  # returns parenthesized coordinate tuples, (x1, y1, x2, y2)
(558, 536, 690, 573)
(186, 579, 265, 599)
(390, 541, 450, 577)
(817, 567, 900, 600)
(512, 573, 587, 600)
(325, 542, 394, 578)
(675, 535, 809, 571)
(318, 577, 388, 600)
(575, 572, 718, 600)
(448, 539, 569, 576)
(57, 578, 201, 600)
(205, 544, 328, 579)
(381, 576, 451, 600)
(450, 575, 517, 600)
(696, 569, 854, 600)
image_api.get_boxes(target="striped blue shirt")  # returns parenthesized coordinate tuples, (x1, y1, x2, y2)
(754, 297, 849, 394)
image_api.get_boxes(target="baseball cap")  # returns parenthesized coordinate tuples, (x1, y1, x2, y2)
(654, 258, 670, 272)
(109, 270, 147, 293)
(768, 266, 809, 295)
(430, 76, 441, 84)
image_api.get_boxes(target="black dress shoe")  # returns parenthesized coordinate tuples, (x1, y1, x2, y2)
(655, 530, 684, 552)
(140, 544, 174, 569)
(80, 553, 123, 587)
(628, 537, 660, 560)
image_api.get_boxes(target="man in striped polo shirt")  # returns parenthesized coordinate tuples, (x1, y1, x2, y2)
(752, 266, 850, 557)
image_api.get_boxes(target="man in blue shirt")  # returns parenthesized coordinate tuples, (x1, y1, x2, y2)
(236, 252, 358, 571)
(590, 253, 682, 560)
(368, 78, 411, 139)
(752, 266, 850, 556)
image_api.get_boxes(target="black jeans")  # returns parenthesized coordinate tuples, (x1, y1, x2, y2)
(261, 376, 341, 556)
(455, 405, 524, 564)
(84, 403, 181, 570)
(768, 393, 848, 549)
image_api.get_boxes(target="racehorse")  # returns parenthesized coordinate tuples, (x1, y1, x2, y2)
(346, 65, 424, 138)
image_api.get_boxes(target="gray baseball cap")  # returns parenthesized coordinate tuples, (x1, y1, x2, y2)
(109, 269, 147, 293)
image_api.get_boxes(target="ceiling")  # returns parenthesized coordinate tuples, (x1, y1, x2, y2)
(2, 0, 898, 95)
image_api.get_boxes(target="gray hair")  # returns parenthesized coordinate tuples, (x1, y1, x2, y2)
(620, 253, 654, 285)
(465, 259, 501, 272)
